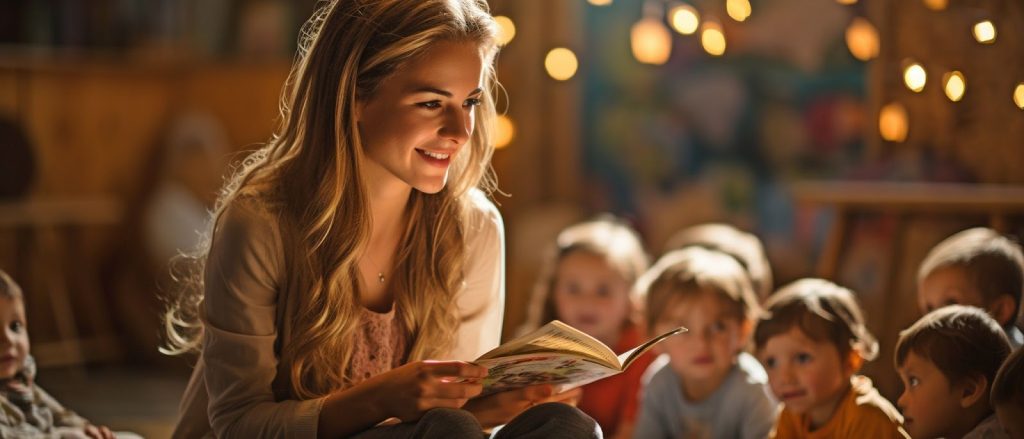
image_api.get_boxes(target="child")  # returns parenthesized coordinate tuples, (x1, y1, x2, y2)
(665, 222, 774, 302)
(895, 305, 1012, 439)
(519, 217, 651, 438)
(917, 227, 1024, 348)
(633, 246, 778, 439)
(0, 270, 114, 438)
(992, 347, 1024, 439)
(754, 278, 908, 438)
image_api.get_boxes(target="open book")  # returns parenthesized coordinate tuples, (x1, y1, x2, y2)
(473, 320, 686, 396)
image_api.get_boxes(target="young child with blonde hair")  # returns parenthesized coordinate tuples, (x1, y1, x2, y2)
(519, 217, 651, 438)
(755, 278, 908, 438)
(664, 222, 774, 302)
(896, 305, 1011, 439)
(633, 246, 778, 439)
(0, 270, 114, 438)
(917, 227, 1024, 348)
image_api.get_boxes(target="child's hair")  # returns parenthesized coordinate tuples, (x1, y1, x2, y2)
(753, 278, 879, 361)
(635, 246, 760, 334)
(918, 227, 1024, 320)
(896, 305, 1011, 387)
(991, 346, 1024, 407)
(0, 270, 22, 300)
(520, 216, 649, 333)
(665, 223, 773, 301)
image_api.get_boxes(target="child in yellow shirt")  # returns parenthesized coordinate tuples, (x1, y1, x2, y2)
(754, 278, 908, 438)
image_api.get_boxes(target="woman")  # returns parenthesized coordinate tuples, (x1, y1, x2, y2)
(164, 0, 600, 437)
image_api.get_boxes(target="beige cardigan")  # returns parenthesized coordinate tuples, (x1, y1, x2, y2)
(173, 190, 505, 438)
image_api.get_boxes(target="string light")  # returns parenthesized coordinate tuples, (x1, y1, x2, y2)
(903, 62, 927, 92)
(669, 4, 700, 35)
(701, 21, 727, 56)
(845, 18, 879, 61)
(494, 115, 515, 149)
(494, 16, 516, 46)
(879, 103, 909, 143)
(631, 17, 672, 64)
(587, 0, 613, 5)
(942, 71, 966, 102)
(973, 20, 996, 44)
(836, 0, 857, 5)
(1014, 83, 1024, 110)
(922, 0, 947, 10)
(726, 0, 751, 22)
(545, 48, 578, 81)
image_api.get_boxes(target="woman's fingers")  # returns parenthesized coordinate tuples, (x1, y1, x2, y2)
(421, 360, 488, 379)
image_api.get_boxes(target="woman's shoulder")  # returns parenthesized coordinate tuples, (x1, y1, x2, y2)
(463, 188, 503, 234)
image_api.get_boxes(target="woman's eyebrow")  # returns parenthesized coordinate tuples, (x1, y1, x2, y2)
(408, 85, 483, 97)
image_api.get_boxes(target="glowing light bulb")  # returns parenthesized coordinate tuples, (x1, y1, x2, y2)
(879, 103, 909, 143)
(1014, 83, 1024, 110)
(922, 0, 947, 10)
(669, 4, 700, 35)
(494, 16, 516, 46)
(845, 17, 879, 61)
(903, 62, 927, 92)
(588, 0, 613, 5)
(545, 48, 578, 81)
(631, 17, 672, 64)
(942, 71, 965, 102)
(836, 0, 857, 5)
(726, 0, 751, 22)
(701, 21, 726, 56)
(973, 20, 996, 44)
(494, 115, 515, 149)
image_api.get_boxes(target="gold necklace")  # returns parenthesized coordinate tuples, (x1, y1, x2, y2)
(364, 254, 386, 284)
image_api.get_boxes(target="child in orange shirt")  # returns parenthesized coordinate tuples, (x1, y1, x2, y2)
(992, 347, 1024, 439)
(755, 278, 908, 438)
(519, 217, 651, 438)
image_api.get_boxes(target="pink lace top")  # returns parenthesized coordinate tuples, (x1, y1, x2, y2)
(347, 306, 407, 388)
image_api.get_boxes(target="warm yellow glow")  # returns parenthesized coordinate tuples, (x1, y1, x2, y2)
(1014, 83, 1024, 110)
(669, 4, 700, 35)
(942, 71, 965, 102)
(587, 0, 612, 5)
(545, 48, 578, 81)
(922, 0, 948, 10)
(494, 115, 515, 149)
(903, 62, 927, 92)
(494, 16, 516, 46)
(836, 0, 857, 4)
(973, 20, 996, 44)
(879, 103, 909, 143)
(726, 0, 752, 22)
(845, 18, 879, 61)
(631, 18, 672, 65)
(701, 21, 726, 56)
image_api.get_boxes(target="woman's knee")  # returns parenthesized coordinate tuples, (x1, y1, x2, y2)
(416, 407, 483, 438)
(498, 402, 602, 439)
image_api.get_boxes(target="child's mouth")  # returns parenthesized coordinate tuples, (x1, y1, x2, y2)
(781, 390, 807, 400)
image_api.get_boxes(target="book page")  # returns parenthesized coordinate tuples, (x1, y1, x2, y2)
(617, 326, 687, 369)
(477, 320, 619, 367)
(475, 353, 620, 397)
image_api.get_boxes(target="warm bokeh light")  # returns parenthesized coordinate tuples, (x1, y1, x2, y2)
(587, 0, 613, 5)
(1014, 83, 1024, 110)
(845, 17, 879, 61)
(726, 0, 752, 22)
(545, 47, 578, 81)
(942, 71, 965, 102)
(879, 103, 909, 143)
(903, 62, 927, 92)
(494, 16, 516, 46)
(631, 17, 672, 65)
(701, 21, 727, 56)
(494, 115, 515, 149)
(669, 4, 700, 35)
(836, 0, 857, 4)
(922, 0, 948, 10)
(973, 20, 996, 44)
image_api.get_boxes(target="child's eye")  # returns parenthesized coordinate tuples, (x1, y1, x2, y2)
(762, 357, 776, 369)
(596, 286, 611, 298)
(417, 101, 442, 109)
(9, 322, 22, 333)
(908, 376, 920, 387)
(711, 321, 727, 333)
(463, 98, 482, 108)
(795, 353, 813, 364)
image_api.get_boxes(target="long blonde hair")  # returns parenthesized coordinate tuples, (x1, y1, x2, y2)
(164, 0, 499, 400)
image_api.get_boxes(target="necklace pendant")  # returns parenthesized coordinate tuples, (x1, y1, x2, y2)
(377, 272, 385, 283)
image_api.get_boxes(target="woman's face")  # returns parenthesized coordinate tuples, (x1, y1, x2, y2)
(357, 40, 487, 195)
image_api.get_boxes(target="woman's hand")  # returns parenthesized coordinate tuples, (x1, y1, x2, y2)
(365, 360, 488, 422)
(83, 424, 115, 439)
(462, 384, 584, 428)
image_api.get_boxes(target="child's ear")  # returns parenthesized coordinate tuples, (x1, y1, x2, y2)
(987, 294, 1017, 327)
(845, 350, 864, 374)
(957, 374, 989, 408)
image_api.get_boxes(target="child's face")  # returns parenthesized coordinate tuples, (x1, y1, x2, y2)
(758, 327, 853, 426)
(552, 251, 632, 345)
(653, 290, 747, 385)
(896, 351, 965, 439)
(918, 266, 986, 315)
(995, 403, 1024, 439)
(0, 297, 28, 379)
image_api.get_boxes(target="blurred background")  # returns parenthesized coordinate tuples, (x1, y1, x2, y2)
(0, 0, 1022, 436)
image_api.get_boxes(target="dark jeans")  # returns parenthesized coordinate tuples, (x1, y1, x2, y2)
(351, 402, 603, 439)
